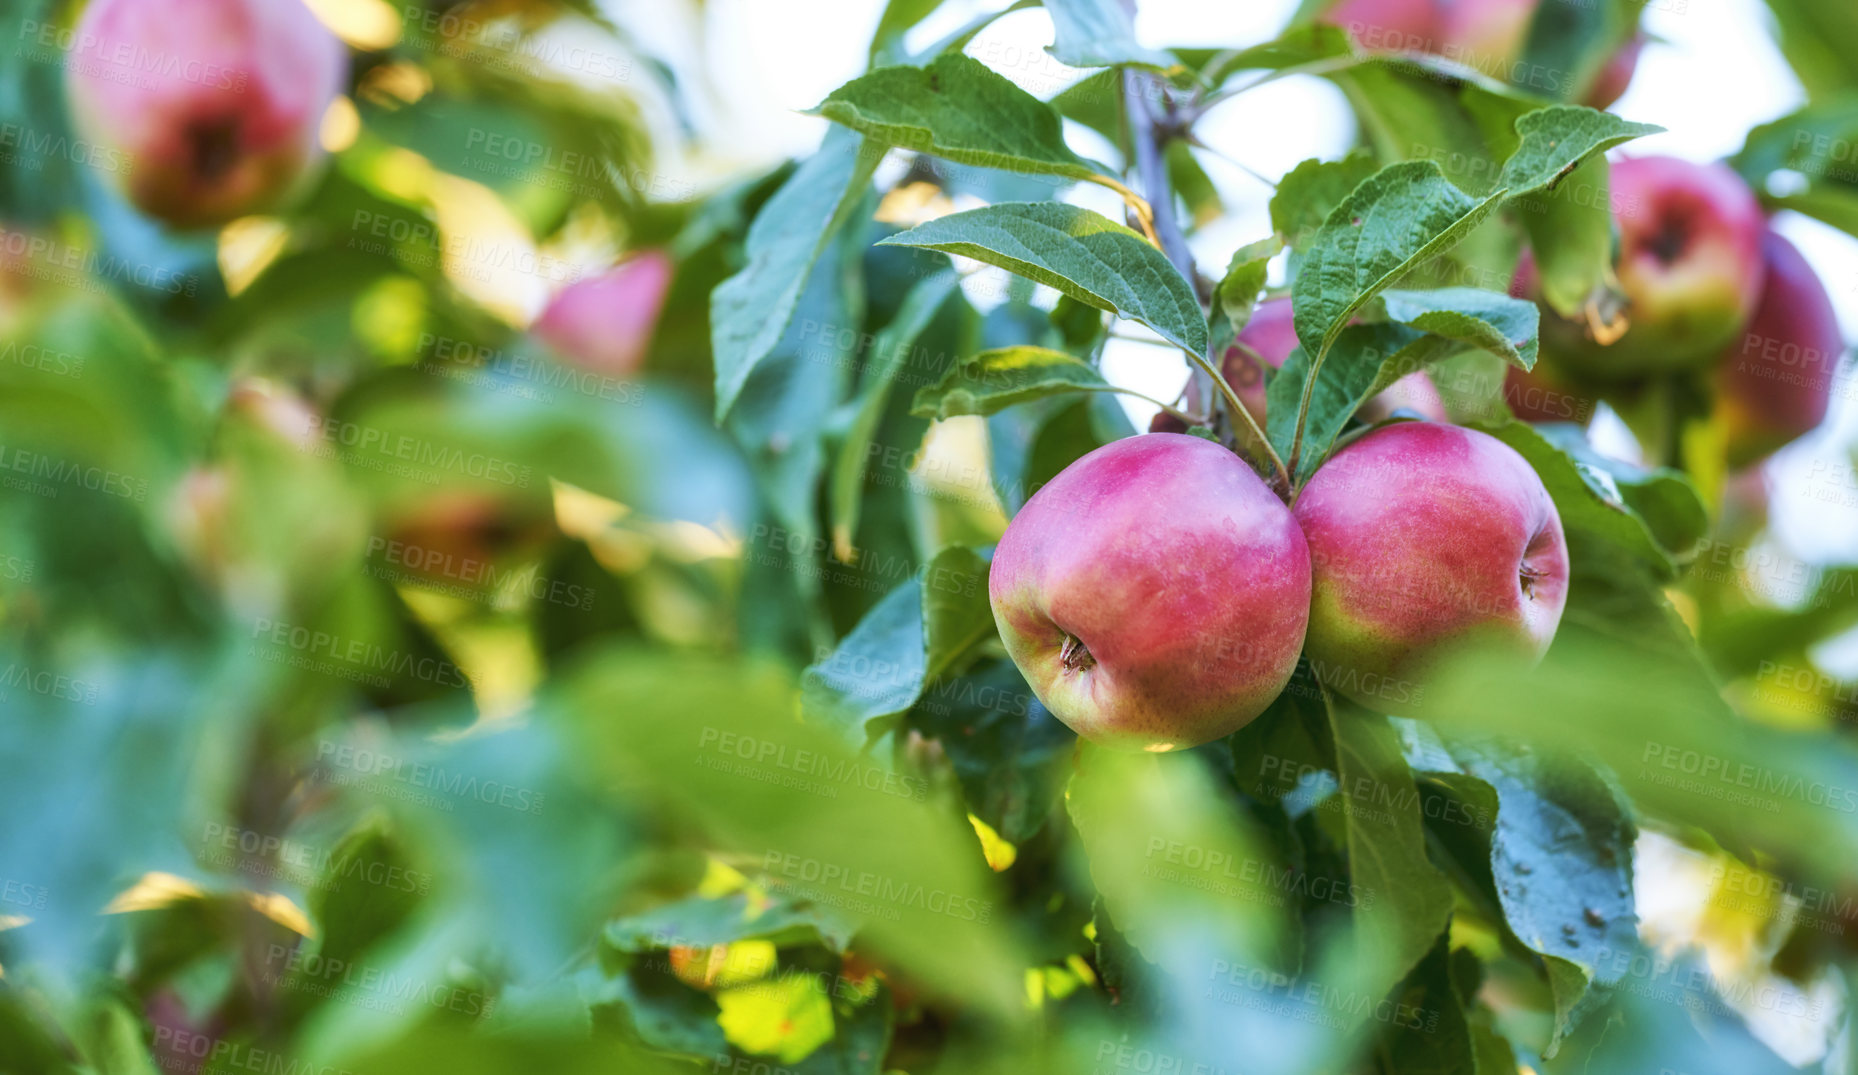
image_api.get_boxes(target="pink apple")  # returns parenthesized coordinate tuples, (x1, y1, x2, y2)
(1585, 32, 1644, 109)
(64, 0, 348, 229)
(1321, 0, 1443, 53)
(1439, 0, 1538, 79)
(1545, 156, 1766, 380)
(1716, 231, 1845, 466)
(989, 433, 1311, 751)
(1150, 298, 1445, 432)
(533, 251, 674, 376)
(1293, 421, 1567, 712)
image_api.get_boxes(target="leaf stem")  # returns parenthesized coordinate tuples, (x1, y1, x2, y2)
(1185, 345, 1290, 493)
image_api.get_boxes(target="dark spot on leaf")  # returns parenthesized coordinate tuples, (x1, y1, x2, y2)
(1584, 907, 1606, 928)
(1350, 216, 1362, 227)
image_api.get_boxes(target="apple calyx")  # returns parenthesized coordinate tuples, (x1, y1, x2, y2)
(1059, 633, 1096, 673)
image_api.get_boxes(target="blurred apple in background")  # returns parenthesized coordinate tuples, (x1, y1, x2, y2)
(532, 251, 674, 376)
(1530, 156, 1767, 382)
(1716, 230, 1847, 467)
(64, 0, 348, 229)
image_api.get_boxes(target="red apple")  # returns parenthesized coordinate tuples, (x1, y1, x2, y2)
(1716, 231, 1845, 467)
(1544, 156, 1766, 380)
(1293, 421, 1567, 712)
(533, 251, 674, 376)
(1150, 298, 1445, 432)
(64, 0, 348, 229)
(1585, 32, 1645, 109)
(989, 433, 1311, 751)
(1439, 0, 1537, 79)
(1321, 0, 1442, 53)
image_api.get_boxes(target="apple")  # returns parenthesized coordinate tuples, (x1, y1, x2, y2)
(64, 0, 348, 229)
(1150, 297, 1446, 432)
(1321, 0, 1442, 52)
(1538, 156, 1766, 381)
(1439, 0, 1537, 79)
(1716, 230, 1845, 466)
(1293, 421, 1567, 712)
(1585, 31, 1645, 109)
(989, 433, 1311, 751)
(533, 251, 674, 376)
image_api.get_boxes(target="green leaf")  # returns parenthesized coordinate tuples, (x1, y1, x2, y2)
(868, 0, 944, 63)
(1497, 106, 1663, 197)
(1380, 287, 1540, 369)
(1329, 59, 1541, 199)
(830, 269, 959, 561)
(911, 346, 1110, 419)
(912, 660, 1073, 843)
(881, 203, 1208, 356)
(1326, 694, 1454, 999)
(307, 813, 425, 970)
(1043, 0, 1175, 69)
(1267, 289, 1538, 477)
(1210, 237, 1283, 355)
(1533, 423, 1707, 563)
(810, 54, 1104, 183)
(712, 130, 884, 422)
(1291, 161, 1507, 372)
(1751, 0, 1858, 101)
(1402, 725, 1639, 1050)
(801, 546, 991, 740)
(1475, 419, 1684, 576)
(1270, 151, 1378, 253)
(1520, 156, 1615, 317)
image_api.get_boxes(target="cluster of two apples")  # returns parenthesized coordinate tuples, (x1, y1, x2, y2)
(990, 419, 1568, 753)
(1510, 156, 1848, 468)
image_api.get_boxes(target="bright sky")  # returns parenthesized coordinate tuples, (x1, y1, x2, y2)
(627, 0, 1858, 573)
